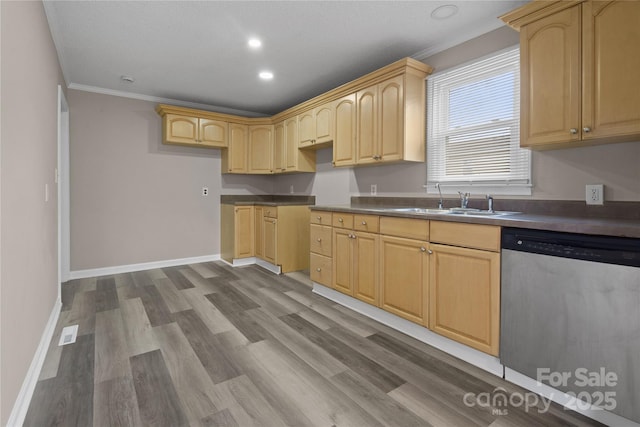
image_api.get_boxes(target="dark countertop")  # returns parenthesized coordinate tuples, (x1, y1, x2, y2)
(310, 204, 640, 239)
(221, 195, 315, 206)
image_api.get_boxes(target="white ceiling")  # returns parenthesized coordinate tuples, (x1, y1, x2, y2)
(44, 1, 526, 116)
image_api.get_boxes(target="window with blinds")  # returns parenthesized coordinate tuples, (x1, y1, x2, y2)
(426, 47, 531, 195)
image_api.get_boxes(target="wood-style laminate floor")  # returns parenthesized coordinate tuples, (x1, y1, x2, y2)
(25, 262, 602, 427)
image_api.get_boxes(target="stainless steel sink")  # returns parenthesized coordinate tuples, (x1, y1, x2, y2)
(369, 207, 521, 216)
(388, 208, 452, 214)
(457, 210, 521, 216)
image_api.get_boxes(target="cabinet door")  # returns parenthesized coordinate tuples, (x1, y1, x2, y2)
(273, 122, 286, 173)
(254, 206, 264, 259)
(378, 75, 404, 161)
(333, 94, 357, 167)
(429, 243, 500, 356)
(310, 253, 332, 287)
(582, 1, 640, 141)
(298, 110, 315, 147)
(356, 86, 378, 164)
(165, 114, 198, 144)
(315, 103, 334, 144)
(227, 124, 248, 173)
(199, 119, 228, 147)
(520, 5, 581, 147)
(263, 217, 277, 264)
(285, 117, 299, 170)
(248, 125, 273, 174)
(353, 231, 379, 306)
(332, 228, 353, 295)
(379, 235, 429, 325)
(234, 206, 254, 258)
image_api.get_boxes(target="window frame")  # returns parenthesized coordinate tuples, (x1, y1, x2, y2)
(426, 46, 531, 197)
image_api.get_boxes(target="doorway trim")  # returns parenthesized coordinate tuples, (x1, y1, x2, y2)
(57, 85, 70, 294)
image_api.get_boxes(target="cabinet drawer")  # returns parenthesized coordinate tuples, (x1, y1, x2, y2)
(310, 211, 332, 225)
(354, 214, 379, 233)
(379, 217, 429, 240)
(264, 207, 278, 219)
(430, 221, 500, 252)
(310, 224, 332, 256)
(332, 213, 354, 229)
(310, 253, 332, 286)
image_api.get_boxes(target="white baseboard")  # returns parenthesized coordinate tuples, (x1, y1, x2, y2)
(505, 368, 640, 427)
(68, 254, 220, 280)
(255, 259, 281, 275)
(6, 298, 62, 427)
(312, 283, 504, 377)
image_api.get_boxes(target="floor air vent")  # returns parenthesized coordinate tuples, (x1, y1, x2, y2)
(58, 325, 78, 346)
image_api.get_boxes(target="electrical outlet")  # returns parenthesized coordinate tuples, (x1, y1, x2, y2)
(371, 184, 377, 195)
(585, 184, 604, 205)
(202, 187, 209, 196)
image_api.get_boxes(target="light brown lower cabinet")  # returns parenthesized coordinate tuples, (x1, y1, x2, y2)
(263, 215, 277, 264)
(254, 206, 264, 259)
(310, 252, 332, 286)
(310, 210, 502, 356)
(221, 204, 254, 262)
(222, 204, 309, 272)
(331, 228, 379, 305)
(429, 243, 500, 356)
(379, 235, 429, 326)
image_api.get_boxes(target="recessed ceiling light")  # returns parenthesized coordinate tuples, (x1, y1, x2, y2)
(248, 38, 262, 49)
(120, 75, 135, 83)
(259, 71, 274, 80)
(431, 4, 458, 20)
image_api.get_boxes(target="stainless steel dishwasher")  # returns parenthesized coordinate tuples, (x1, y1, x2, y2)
(500, 227, 640, 423)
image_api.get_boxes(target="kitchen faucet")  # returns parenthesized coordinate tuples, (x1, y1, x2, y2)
(486, 194, 494, 213)
(458, 191, 470, 208)
(435, 183, 443, 209)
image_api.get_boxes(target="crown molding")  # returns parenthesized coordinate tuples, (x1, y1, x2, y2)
(66, 83, 268, 118)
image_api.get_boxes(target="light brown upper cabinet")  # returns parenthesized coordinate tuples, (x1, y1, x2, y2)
(157, 58, 432, 171)
(354, 73, 426, 165)
(221, 123, 249, 173)
(333, 94, 357, 167)
(273, 121, 286, 172)
(160, 113, 228, 148)
(502, 0, 640, 149)
(248, 125, 274, 174)
(299, 102, 334, 149)
(274, 117, 316, 173)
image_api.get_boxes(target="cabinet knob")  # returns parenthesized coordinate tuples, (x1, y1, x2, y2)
(570, 128, 578, 135)
(317, 238, 322, 242)
(316, 267, 321, 272)
(338, 218, 343, 222)
(583, 127, 592, 133)
(351, 234, 356, 239)
(316, 215, 321, 220)
(420, 247, 426, 252)
(428, 249, 433, 254)
(361, 221, 367, 225)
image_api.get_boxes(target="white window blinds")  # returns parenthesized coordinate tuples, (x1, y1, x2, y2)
(426, 47, 531, 195)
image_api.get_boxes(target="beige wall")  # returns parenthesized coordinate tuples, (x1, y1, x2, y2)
(0, 1, 66, 423)
(69, 90, 273, 271)
(275, 27, 640, 202)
